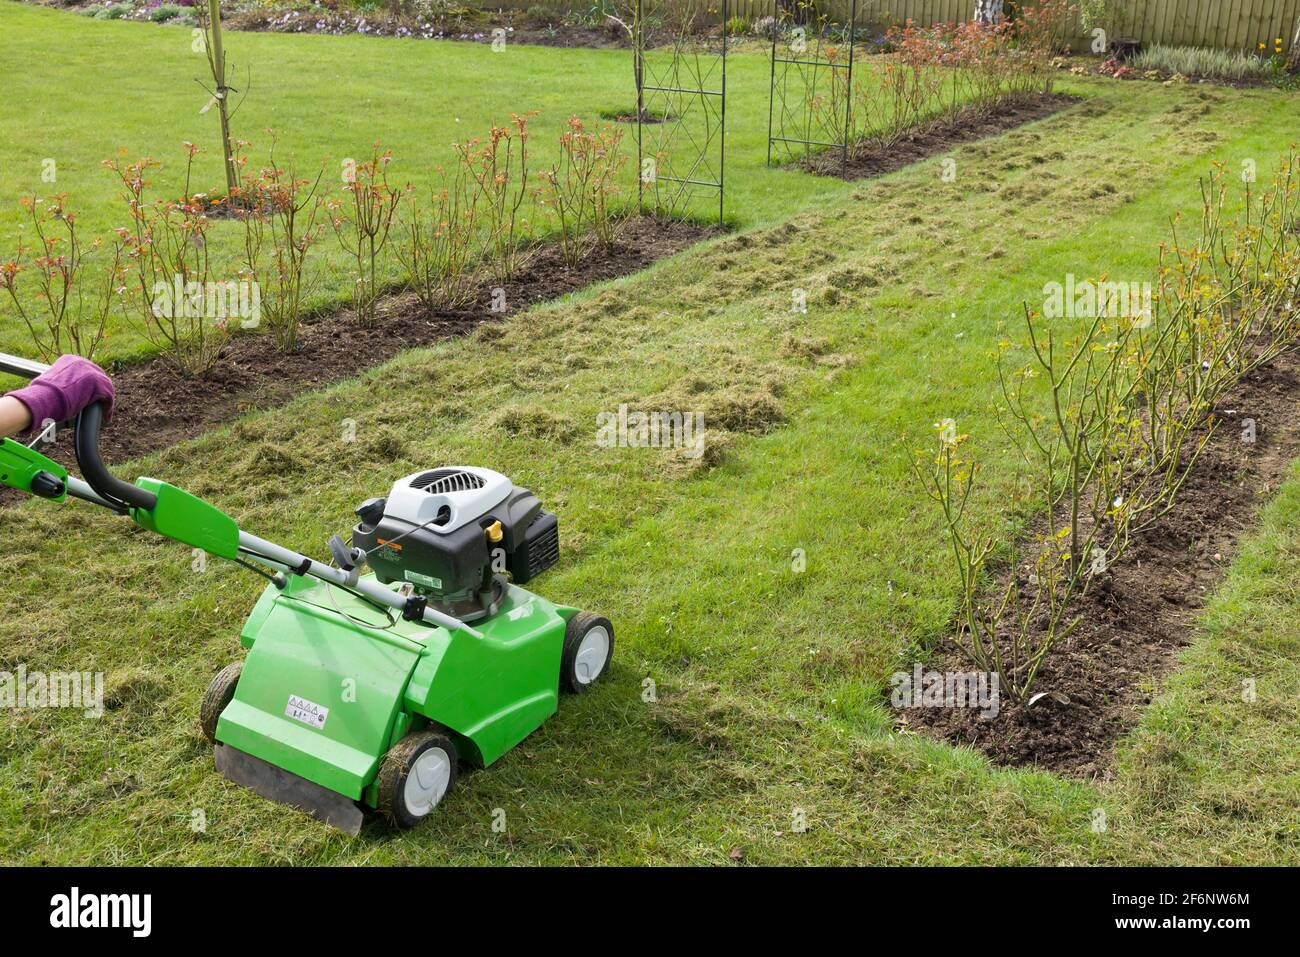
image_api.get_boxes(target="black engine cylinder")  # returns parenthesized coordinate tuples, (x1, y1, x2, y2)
(351, 483, 560, 604)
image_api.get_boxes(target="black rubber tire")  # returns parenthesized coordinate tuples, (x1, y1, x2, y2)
(377, 730, 459, 829)
(560, 612, 614, 694)
(200, 662, 242, 744)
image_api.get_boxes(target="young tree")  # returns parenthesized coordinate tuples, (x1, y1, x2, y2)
(196, 0, 240, 197)
(602, 2, 646, 121)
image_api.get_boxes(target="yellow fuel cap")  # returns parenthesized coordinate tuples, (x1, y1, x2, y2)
(485, 521, 504, 543)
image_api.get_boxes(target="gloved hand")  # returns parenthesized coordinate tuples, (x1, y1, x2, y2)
(5, 355, 115, 436)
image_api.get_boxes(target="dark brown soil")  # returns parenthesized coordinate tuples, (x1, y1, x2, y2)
(797, 92, 1080, 181)
(223, 9, 687, 52)
(501, 24, 706, 50)
(4, 217, 711, 487)
(604, 111, 674, 125)
(485, 25, 629, 50)
(903, 348, 1300, 777)
(182, 194, 259, 222)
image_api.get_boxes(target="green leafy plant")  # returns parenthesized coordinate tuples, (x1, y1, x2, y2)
(150, 4, 187, 22)
(1078, 0, 1119, 31)
(1131, 43, 1270, 82)
(524, 5, 554, 25)
(725, 15, 750, 36)
(587, 0, 620, 28)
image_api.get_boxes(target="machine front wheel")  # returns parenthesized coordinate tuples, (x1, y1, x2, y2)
(377, 730, 459, 828)
(560, 612, 614, 694)
(200, 661, 242, 744)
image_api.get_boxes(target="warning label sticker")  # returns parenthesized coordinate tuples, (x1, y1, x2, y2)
(285, 694, 329, 730)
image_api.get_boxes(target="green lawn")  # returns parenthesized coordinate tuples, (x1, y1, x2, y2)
(0, 3, 850, 363)
(2, 6, 1299, 865)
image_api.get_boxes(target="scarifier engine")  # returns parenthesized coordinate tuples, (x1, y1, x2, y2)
(351, 467, 561, 623)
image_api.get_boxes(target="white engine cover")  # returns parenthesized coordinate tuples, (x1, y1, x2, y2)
(383, 467, 513, 534)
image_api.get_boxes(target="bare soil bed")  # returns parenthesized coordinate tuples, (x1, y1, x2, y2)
(225, 8, 687, 51)
(797, 92, 1080, 181)
(4, 217, 711, 489)
(904, 347, 1300, 777)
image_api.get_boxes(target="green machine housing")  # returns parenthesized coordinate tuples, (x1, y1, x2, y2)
(220, 572, 578, 810)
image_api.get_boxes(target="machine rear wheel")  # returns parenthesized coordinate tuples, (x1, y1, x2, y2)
(561, 612, 614, 694)
(200, 662, 242, 744)
(378, 730, 459, 828)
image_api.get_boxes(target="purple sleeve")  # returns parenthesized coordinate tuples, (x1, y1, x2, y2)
(6, 355, 116, 436)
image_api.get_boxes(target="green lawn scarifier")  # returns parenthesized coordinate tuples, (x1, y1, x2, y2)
(0, 351, 614, 835)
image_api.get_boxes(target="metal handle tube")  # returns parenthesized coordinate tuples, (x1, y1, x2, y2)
(0, 352, 51, 380)
(65, 475, 128, 512)
(237, 531, 484, 638)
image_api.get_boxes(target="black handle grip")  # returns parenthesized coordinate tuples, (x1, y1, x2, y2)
(74, 403, 157, 512)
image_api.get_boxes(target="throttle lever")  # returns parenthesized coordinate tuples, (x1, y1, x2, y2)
(328, 534, 367, 587)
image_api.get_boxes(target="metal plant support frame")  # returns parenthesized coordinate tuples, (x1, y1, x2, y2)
(766, 0, 859, 172)
(635, 0, 727, 225)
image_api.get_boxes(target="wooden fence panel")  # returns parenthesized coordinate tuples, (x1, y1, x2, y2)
(1152, 0, 1168, 45)
(1217, 0, 1237, 48)
(1247, 0, 1266, 47)
(1190, 0, 1212, 47)
(1174, 0, 1190, 44)
(1257, 0, 1281, 46)
(1185, 0, 1201, 43)
(1149, 0, 1166, 45)
(1230, 0, 1248, 48)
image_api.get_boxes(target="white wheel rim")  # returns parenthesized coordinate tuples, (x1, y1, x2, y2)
(403, 746, 451, 817)
(574, 625, 610, 685)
